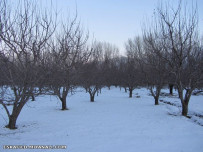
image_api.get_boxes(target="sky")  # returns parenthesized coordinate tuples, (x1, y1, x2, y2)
(45, 0, 160, 55)
(11, 0, 203, 55)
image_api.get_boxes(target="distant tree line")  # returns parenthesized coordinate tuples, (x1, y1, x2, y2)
(0, 0, 202, 129)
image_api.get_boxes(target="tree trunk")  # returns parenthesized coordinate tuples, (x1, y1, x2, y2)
(31, 95, 35, 101)
(90, 95, 95, 102)
(155, 97, 159, 105)
(6, 98, 28, 129)
(178, 88, 192, 116)
(7, 115, 18, 129)
(169, 84, 173, 95)
(60, 97, 68, 110)
(181, 97, 189, 116)
(129, 88, 133, 98)
(62, 98, 67, 110)
(150, 86, 161, 105)
(88, 88, 96, 102)
(182, 102, 188, 116)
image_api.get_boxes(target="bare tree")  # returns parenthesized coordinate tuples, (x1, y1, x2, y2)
(79, 41, 119, 102)
(80, 41, 104, 102)
(124, 37, 144, 98)
(101, 42, 120, 88)
(47, 16, 90, 109)
(81, 62, 103, 102)
(142, 37, 168, 105)
(144, 1, 203, 115)
(0, 0, 56, 129)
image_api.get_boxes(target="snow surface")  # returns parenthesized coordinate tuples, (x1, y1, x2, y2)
(0, 87, 203, 152)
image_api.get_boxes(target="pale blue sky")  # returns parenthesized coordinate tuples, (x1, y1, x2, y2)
(12, 0, 203, 55)
(46, 0, 160, 54)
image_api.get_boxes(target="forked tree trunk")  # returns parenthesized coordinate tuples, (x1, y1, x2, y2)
(58, 88, 69, 110)
(150, 86, 161, 105)
(178, 88, 193, 116)
(87, 87, 98, 102)
(59, 97, 68, 110)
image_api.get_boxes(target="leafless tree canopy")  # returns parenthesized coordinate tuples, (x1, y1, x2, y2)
(0, 0, 56, 129)
(46, 14, 90, 110)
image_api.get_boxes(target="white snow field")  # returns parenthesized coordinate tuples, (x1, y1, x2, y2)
(0, 87, 203, 152)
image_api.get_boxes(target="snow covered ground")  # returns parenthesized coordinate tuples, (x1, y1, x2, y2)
(0, 87, 203, 152)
